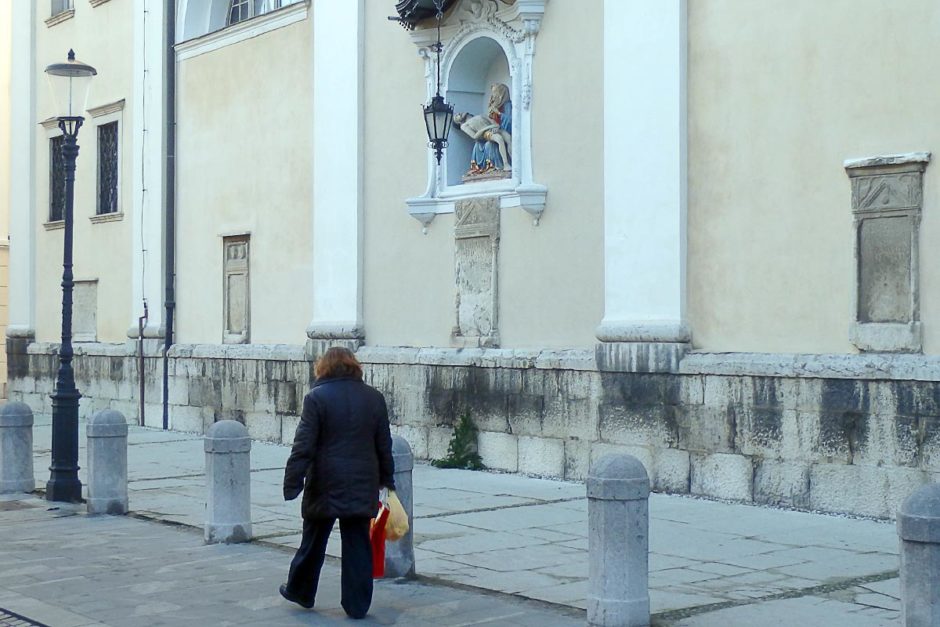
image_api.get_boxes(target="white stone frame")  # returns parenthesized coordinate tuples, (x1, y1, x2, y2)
(87, 99, 125, 223)
(405, 0, 547, 230)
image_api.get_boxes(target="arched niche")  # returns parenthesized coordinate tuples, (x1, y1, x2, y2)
(445, 36, 511, 187)
(405, 0, 548, 230)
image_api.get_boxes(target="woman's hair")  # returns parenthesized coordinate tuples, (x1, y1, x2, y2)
(314, 347, 363, 381)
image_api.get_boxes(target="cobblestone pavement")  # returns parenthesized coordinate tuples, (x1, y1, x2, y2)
(20, 420, 903, 625)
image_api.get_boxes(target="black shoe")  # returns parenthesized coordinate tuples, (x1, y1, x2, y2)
(279, 584, 314, 609)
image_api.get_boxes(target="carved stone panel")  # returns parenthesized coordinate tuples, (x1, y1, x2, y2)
(858, 215, 912, 323)
(223, 236, 250, 345)
(845, 153, 929, 353)
(453, 197, 500, 347)
(73, 280, 98, 343)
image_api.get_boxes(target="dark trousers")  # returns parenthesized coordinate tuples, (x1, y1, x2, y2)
(285, 517, 373, 619)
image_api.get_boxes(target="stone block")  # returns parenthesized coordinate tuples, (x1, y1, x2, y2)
(678, 405, 734, 453)
(281, 414, 300, 445)
(809, 463, 930, 519)
(703, 376, 744, 407)
(427, 426, 453, 461)
(563, 438, 591, 481)
(143, 403, 164, 429)
(391, 424, 429, 460)
(652, 448, 690, 494)
(735, 406, 785, 458)
(167, 377, 189, 406)
(690, 453, 753, 502)
(109, 400, 140, 426)
(680, 376, 704, 405)
(244, 412, 281, 443)
(753, 460, 810, 508)
(170, 405, 204, 434)
(518, 436, 565, 477)
(478, 431, 518, 472)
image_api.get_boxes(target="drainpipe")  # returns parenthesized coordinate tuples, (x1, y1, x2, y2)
(162, 0, 177, 431)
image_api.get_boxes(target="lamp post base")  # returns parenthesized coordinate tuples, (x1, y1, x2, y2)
(46, 476, 83, 503)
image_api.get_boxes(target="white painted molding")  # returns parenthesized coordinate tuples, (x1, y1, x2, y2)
(45, 9, 74, 27)
(43, 220, 65, 231)
(405, 0, 548, 228)
(87, 99, 125, 118)
(89, 0, 113, 6)
(175, 2, 308, 61)
(89, 212, 125, 225)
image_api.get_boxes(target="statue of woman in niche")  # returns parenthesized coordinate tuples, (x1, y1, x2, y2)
(455, 82, 512, 180)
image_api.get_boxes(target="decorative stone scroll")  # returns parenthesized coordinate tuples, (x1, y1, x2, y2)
(452, 197, 500, 347)
(845, 153, 930, 353)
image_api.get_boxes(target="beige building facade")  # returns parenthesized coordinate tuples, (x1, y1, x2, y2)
(8, 0, 940, 517)
(0, 1, 11, 398)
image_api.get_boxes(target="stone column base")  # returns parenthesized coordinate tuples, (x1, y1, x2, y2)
(595, 341, 690, 373)
(595, 322, 691, 373)
(305, 324, 364, 360)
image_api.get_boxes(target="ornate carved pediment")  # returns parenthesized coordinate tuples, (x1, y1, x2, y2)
(404, 0, 548, 229)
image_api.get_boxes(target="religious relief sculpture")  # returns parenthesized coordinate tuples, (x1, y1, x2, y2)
(454, 82, 512, 182)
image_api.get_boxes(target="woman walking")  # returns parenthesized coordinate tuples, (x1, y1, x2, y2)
(281, 347, 395, 619)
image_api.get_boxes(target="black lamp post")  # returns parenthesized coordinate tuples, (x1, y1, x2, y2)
(44, 50, 96, 503)
(423, 0, 453, 164)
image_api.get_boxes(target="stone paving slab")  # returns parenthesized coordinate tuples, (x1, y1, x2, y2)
(0, 495, 583, 627)
(24, 421, 904, 625)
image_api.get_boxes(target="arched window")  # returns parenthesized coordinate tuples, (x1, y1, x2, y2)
(229, 0, 287, 25)
(178, 0, 306, 42)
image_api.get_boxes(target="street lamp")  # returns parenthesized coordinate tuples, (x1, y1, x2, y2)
(422, 0, 453, 164)
(44, 50, 96, 503)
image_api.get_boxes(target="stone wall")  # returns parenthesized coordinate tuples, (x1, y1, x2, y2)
(9, 341, 940, 518)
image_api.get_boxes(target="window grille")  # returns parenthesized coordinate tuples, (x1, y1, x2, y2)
(51, 0, 72, 15)
(97, 122, 119, 215)
(49, 136, 65, 222)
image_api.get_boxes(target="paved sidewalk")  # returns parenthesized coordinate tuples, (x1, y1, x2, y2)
(16, 418, 903, 625)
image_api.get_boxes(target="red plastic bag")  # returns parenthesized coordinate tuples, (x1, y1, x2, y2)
(370, 502, 390, 578)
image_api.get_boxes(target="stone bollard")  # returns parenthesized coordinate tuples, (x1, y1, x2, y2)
(0, 402, 35, 494)
(205, 420, 252, 544)
(898, 483, 940, 626)
(87, 410, 129, 515)
(587, 453, 650, 627)
(385, 435, 415, 578)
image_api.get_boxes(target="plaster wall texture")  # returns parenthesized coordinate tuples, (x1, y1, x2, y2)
(33, 0, 133, 344)
(361, 0, 603, 349)
(175, 20, 312, 345)
(688, 0, 940, 354)
(0, 0, 10, 241)
(0, 1, 10, 395)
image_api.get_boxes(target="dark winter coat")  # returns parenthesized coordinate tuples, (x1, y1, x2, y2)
(283, 376, 396, 520)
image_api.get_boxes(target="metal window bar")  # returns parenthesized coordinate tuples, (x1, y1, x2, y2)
(97, 122, 118, 215)
(51, 0, 72, 16)
(49, 136, 65, 222)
